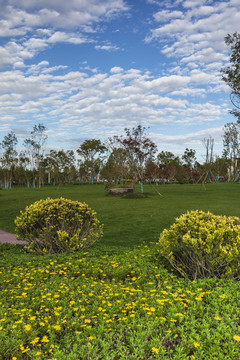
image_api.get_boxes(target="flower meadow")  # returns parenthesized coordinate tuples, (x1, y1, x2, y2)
(1, 243, 240, 359)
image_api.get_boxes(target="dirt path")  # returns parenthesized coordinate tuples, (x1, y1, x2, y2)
(0, 230, 27, 245)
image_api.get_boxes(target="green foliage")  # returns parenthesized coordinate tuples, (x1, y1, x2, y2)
(120, 178, 134, 188)
(15, 197, 103, 254)
(222, 32, 240, 121)
(1, 244, 240, 359)
(104, 182, 117, 192)
(158, 210, 240, 280)
(1, 186, 240, 358)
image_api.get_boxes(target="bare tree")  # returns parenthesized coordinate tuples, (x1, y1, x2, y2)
(197, 137, 215, 184)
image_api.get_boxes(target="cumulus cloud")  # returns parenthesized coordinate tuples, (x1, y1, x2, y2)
(147, 0, 240, 72)
(153, 10, 184, 22)
(0, 0, 129, 34)
(0, 0, 129, 67)
(0, 0, 233, 156)
(0, 66, 228, 143)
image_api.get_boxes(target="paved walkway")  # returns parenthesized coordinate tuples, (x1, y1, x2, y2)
(0, 230, 27, 245)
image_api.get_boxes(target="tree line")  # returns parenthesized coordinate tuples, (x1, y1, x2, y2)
(0, 123, 237, 189)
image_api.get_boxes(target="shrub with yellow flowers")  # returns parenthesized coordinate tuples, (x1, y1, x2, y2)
(15, 197, 103, 254)
(158, 210, 240, 279)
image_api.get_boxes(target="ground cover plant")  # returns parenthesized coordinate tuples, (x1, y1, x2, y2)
(0, 183, 240, 359)
(1, 244, 240, 359)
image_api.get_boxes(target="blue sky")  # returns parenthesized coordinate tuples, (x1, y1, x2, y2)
(0, 0, 240, 162)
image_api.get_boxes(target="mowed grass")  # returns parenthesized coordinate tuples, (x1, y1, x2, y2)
(1, 183, 240, 359)
(1, 182, 240, 248)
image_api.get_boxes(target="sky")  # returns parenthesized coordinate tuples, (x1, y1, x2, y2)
(0, 0, 240, 162)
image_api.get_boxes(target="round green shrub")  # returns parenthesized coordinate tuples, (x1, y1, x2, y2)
(158, 210, 240, 280)
(15, 197, 103, 254)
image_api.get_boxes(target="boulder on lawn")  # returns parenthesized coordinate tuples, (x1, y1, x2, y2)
(108, 188, 134, 195)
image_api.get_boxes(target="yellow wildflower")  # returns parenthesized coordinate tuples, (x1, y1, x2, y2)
(30, 337, 39, 345)
(41, 335, 49, 343)
(233, 335, 240, 341)
(152, 347, 159, 354)
(193, 342, 200, 348)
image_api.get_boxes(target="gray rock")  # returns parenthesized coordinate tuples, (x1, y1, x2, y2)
(108, 188, 134, 195)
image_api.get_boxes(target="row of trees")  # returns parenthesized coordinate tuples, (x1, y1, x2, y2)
(0, 123, 236, 189)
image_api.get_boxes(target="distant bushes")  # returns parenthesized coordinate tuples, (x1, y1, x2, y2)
(158, 210, 240, 280)
(15, 197, 103, 254)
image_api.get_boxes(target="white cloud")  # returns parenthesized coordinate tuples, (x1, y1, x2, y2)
(0, 66, 228, 143)
(48, 31, 88, 44)
(0, 41, 33, 67)
(110, 66, 123, 73)
(0, 0, 233, 157)
(0, 0, 129, 34)
(182, 0, 208, 8)
(95, 44, 120, 51)
(152, 126, 223, 146)
(147, 0, 240, 73)
(154, 10, 184, 22)
(0, 0, 129, 67)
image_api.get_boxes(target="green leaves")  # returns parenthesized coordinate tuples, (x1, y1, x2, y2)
(1, 244, 240, 359)
(158, 210, 240, 280)
(15, 197, 103, 254)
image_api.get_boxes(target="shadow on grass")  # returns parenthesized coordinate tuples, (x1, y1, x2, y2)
(121, 192, 152, 199)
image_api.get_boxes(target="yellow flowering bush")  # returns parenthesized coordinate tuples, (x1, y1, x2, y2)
(158, 210, 240, 279)
(15, 197, 103, 254)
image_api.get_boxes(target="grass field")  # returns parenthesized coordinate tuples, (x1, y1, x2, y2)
(1, 183, 240, 248)
(1, 183, 240, 359)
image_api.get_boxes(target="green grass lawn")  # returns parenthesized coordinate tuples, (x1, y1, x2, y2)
(1, 183, 240, 248)
(1, 183, 240, 359)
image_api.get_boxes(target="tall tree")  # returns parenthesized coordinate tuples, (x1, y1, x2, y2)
(44, 150, 76, 185)
(111, 125, 157, 192)
(211, 156, 229, 182)
(77, 139, 106, 183)
(23, 124, 47, 187)
(157, 151, 181, 183)
(101, 148, 129, 182)
(222, 122, 240, 180)
(17, 151, 31, 186)
(222, 32, 240, 121)
(182, 148, 196, 169)
(0, 131, 18, 188)
(157, 151, 180, 168)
